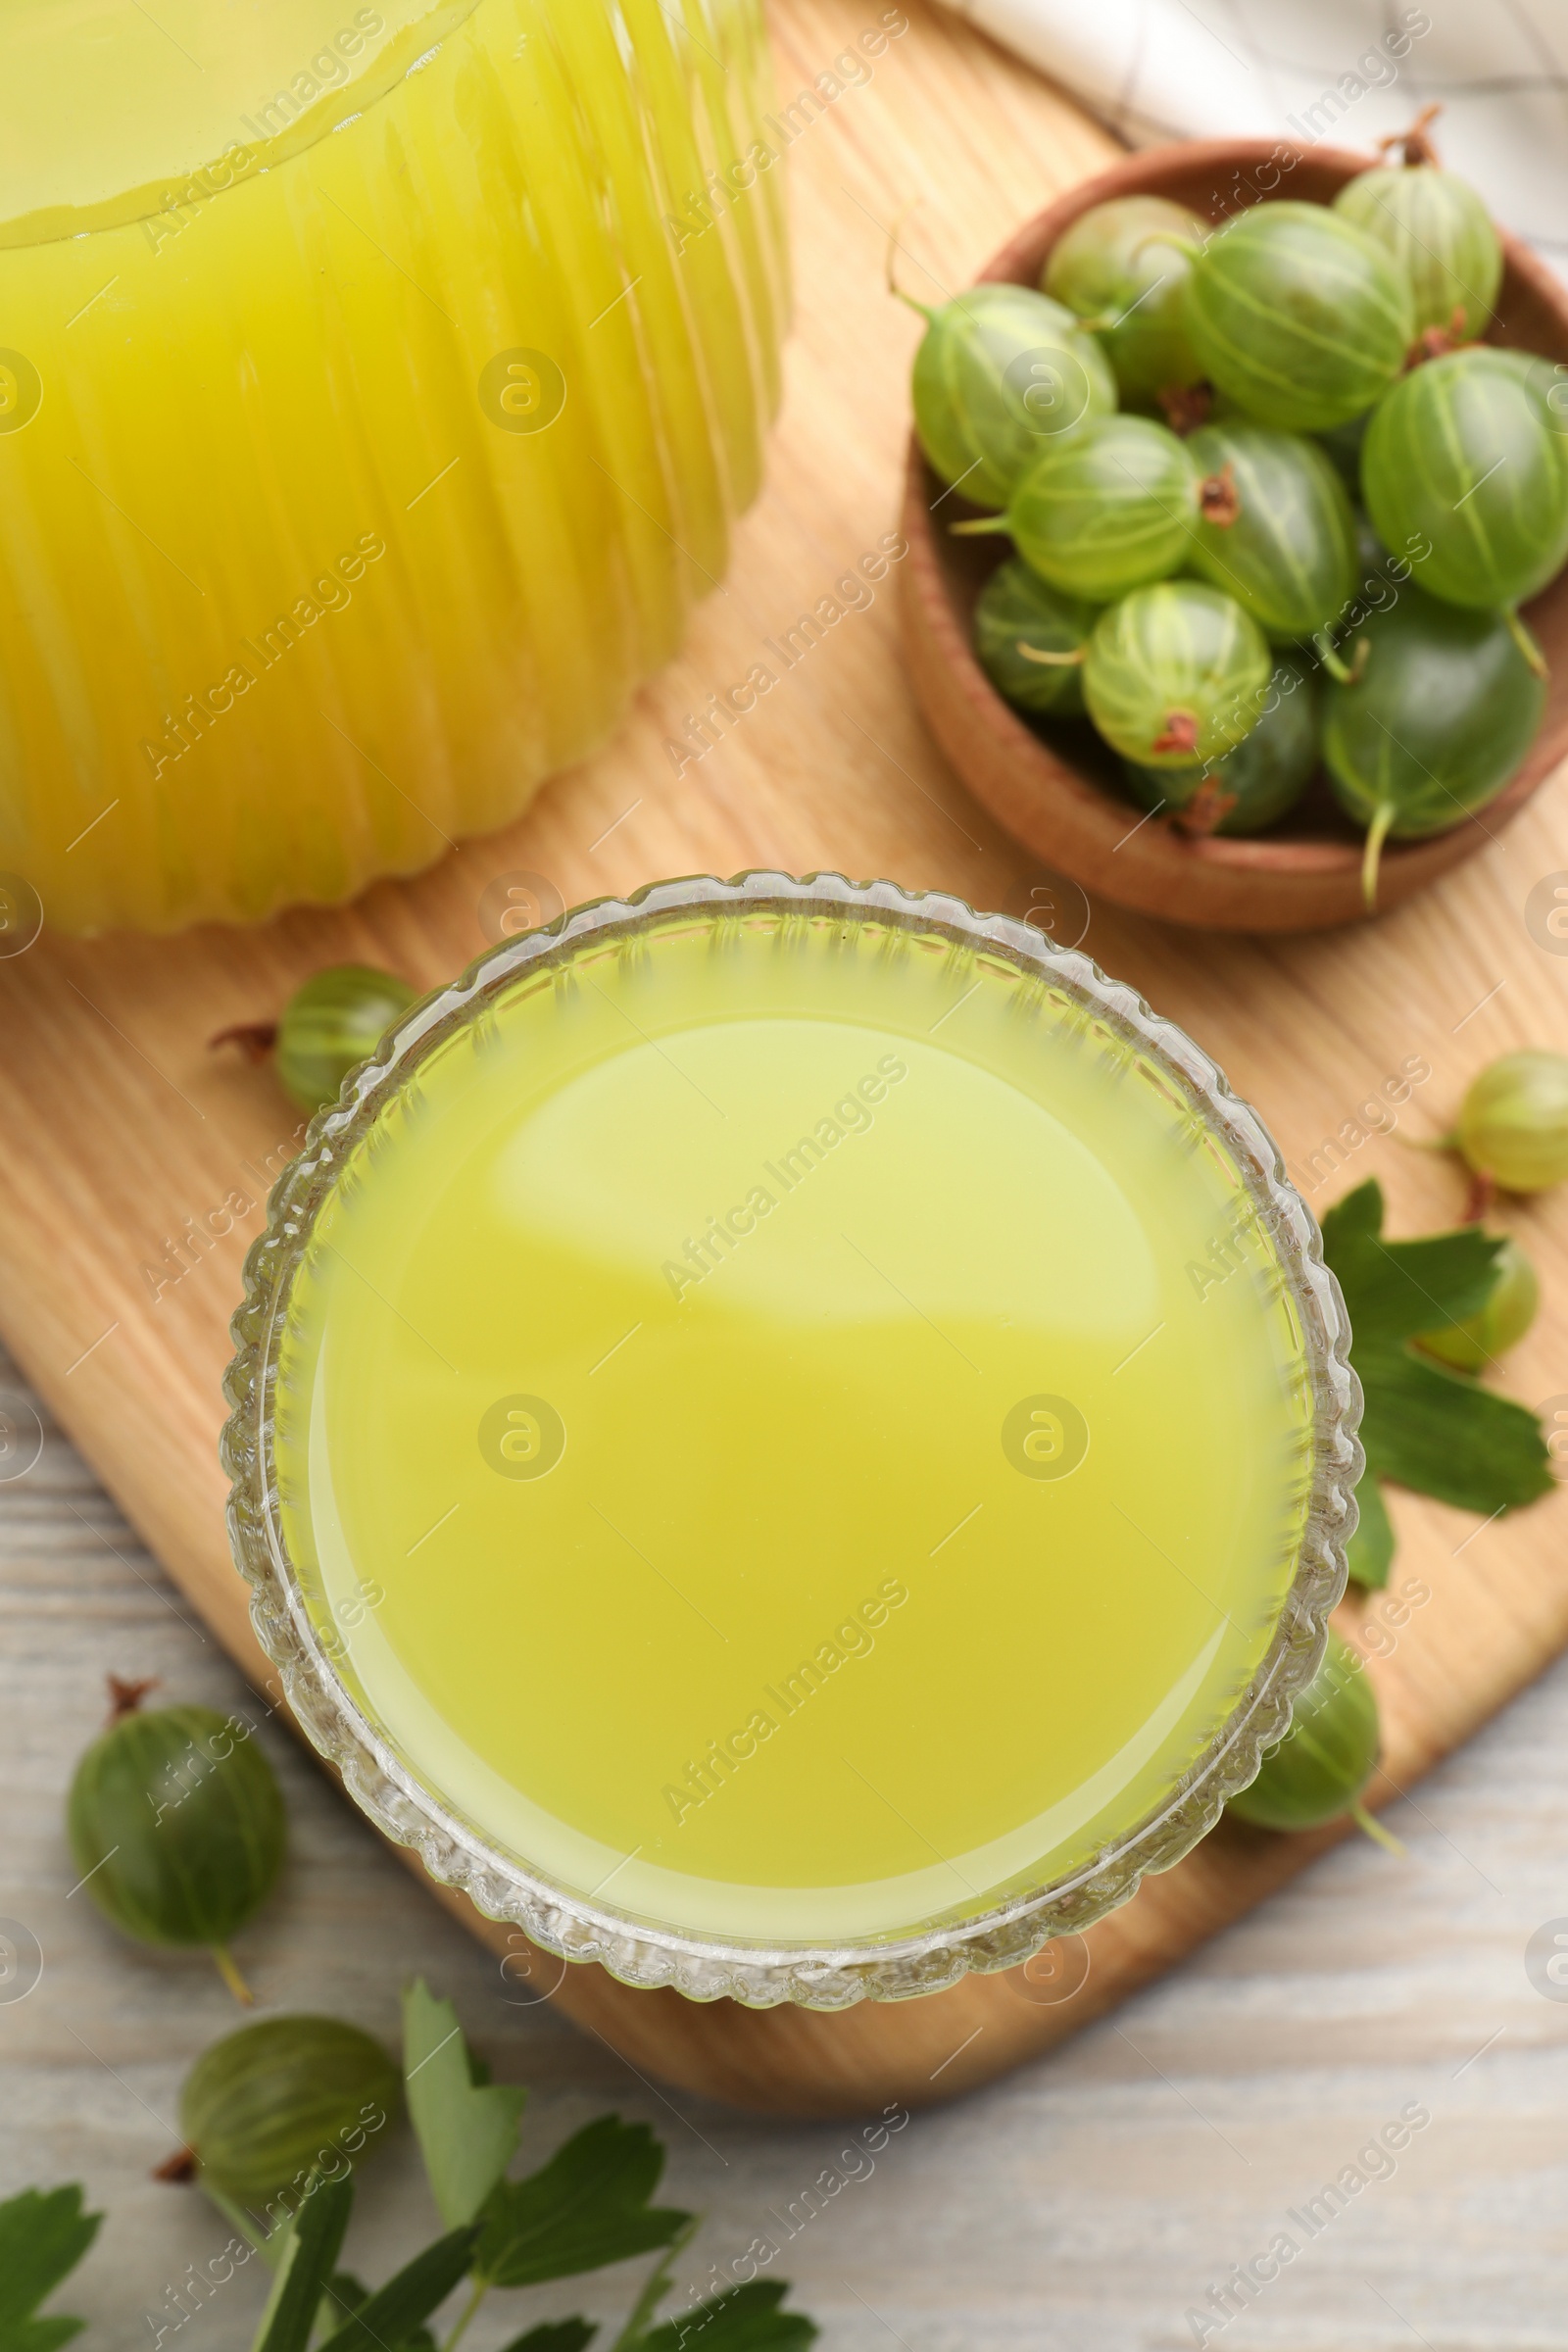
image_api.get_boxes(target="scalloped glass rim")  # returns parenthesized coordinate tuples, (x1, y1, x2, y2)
(222, 870, 1362, 2010)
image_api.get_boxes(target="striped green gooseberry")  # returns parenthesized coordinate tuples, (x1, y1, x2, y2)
(1362, 347, 1568, 626)
(1333, 110, 1502, 343)
(906, 280, 1116, 509)
(1083, 580, 1271, 768)
(1228, 1630, 1394, 1844)
(1418, 1235, 1540, 1371)
(1184, 202, 1414, 433)
(1042, 195, 1206, 402)
(1322, 582, 1545, 906)
(972, 559, 1098, 715)
(1452, 1052, 1568, 1193)
(178, 2015, 402, 2208)
(1121, 648, 1318, 833)
(67, 1680, 286, 2002)
(1183, 421, 1359, 643)
(213, 964, 417, 1114)
(954, 415, 1196, 602)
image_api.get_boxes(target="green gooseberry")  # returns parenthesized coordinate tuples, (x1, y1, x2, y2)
(276, 964, 416, 1112)
(1083, 580, 1271, 768)
(972, 558, 1098, 715)
(1453, 1051, 1568, 1192)
(1042, 195, 1206, 402)
(180, 2015, 402, 2208)
(1184, 202, 1414, 432)
(1228, 1630, 1387, 1838)
(1361, 348, 1568, 620)
(68, 1681, 286, 2002)
(955, 415, 1196, 602)
(1121, 648, 1318, 833)
(908, 281, 1117, 509)
(1183, 422, 1359, 642)
(1418, 1235, 1540, 1371)
(1321, 583, 1545, 906)
(1486, 347, 1568, 452)
(1334, 149, 1501, 342)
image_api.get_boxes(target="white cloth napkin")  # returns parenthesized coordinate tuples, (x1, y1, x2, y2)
(937, 0, 1568, 265)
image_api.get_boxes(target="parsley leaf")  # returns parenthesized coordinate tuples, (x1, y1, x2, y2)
(643, 2281, 819, 2352)
(474, 2118, 692, 2289)
(0, 2187, 100, 2352)
(403, 1980, 526, 2229)
(1321, 1181, 1552, 1580)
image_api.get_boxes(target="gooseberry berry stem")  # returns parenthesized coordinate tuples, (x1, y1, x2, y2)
(1462, 1169, 1497, 1224)
(884, 203, 934, 320)
(1504, 605, 1548, 680)
(1361, 803, 1396, 911)
(1377, 101, 1444, 169)
(210, 1943, 254, 2006)
(950, 515, 1010, 537)
(1311, 629, 1368, 686)
(1349, 1800, 1406, 1856)
(1014, 640, 1085, 667)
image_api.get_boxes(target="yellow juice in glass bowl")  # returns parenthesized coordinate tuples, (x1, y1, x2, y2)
(224, 877, 1360, 2007)
(0, 0, 785, 933)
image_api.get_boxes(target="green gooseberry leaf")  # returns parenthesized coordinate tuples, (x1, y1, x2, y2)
(1356, 1344, 1552, 1515)
(496, 2326, 597, 2352)
(402, 1981, 525, 2229)
(249, 2175, 354, 2352)
(315, 2226, 479, 2352)
(1320, 1180, 1502, 1342)
(0, 2186, 101, 2352)
(474, 2117, 692, 2289)
(1346, 1472, 1395, 1592)
(642, 2281, 818, 2352)
(1321, 1181, 1551, 1520)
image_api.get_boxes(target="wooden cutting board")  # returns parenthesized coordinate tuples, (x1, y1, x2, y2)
(2, 0, 1566, 2119)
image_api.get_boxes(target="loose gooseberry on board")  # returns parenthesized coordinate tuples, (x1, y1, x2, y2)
(1321, 583, 1545, 906)
(1334, 107, 1502, 344)
(1183, 422, 1358, 642)
(954, 415, 1197, 601)
(1227, 1631, 1396, 1846)
(67, 1680, 286, 2002)
(906, 281, 1116, 509)
(1121, 649, 1319, 833)
(178, 2015, 402, 2207)
(1042, 195, 1206, 402)
(1183, 202, 1414, 432)
(1083, 580, 1271, 768)
(972, 559, 1098, 714)
(1361, 348, 1568, 632)
(1418, 1235, 1540, 1371)
(213, 965, 417, 1114)
(1452, 1052, 1568, 1193)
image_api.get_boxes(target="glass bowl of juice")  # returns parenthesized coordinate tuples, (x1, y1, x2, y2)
(0, 0, 784, 934)
(223, 873, 1361, 2007)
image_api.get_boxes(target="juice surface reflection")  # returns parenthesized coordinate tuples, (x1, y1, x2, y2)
(274, 910, 1315, 1944)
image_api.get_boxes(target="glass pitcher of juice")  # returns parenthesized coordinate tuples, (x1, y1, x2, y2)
(225, 876, 1360, 2008)
(0, 1, 786, 934)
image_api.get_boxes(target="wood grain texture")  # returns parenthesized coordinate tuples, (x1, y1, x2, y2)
(1, 0, 1568, 2121)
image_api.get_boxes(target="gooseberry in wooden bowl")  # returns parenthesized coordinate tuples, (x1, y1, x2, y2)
(899, 138, 1568, 932)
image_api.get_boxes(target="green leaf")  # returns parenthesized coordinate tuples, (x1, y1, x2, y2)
(642, 2281, 818, 2352)
(0, 2187, 100, 2352)
(403, 1981, 525, 2230)
(475, 2118, 692, 2289)
(497, 2327, 598, 2352)
(249, 2175, 353, 2352)
(1358, 1344, 1554, 1514)
(1322, 1181, 1502, 1345)
(316, 2227, 478, 2352)
(1345, 1472, 1395, 1591)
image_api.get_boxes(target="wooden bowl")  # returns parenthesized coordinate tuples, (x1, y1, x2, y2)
(900, 138, 1568, 932)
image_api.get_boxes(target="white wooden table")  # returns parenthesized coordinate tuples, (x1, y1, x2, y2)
(5, 1339, 1567, 2350)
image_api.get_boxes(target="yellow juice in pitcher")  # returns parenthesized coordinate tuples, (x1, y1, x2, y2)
(0, 0, 785, 931)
